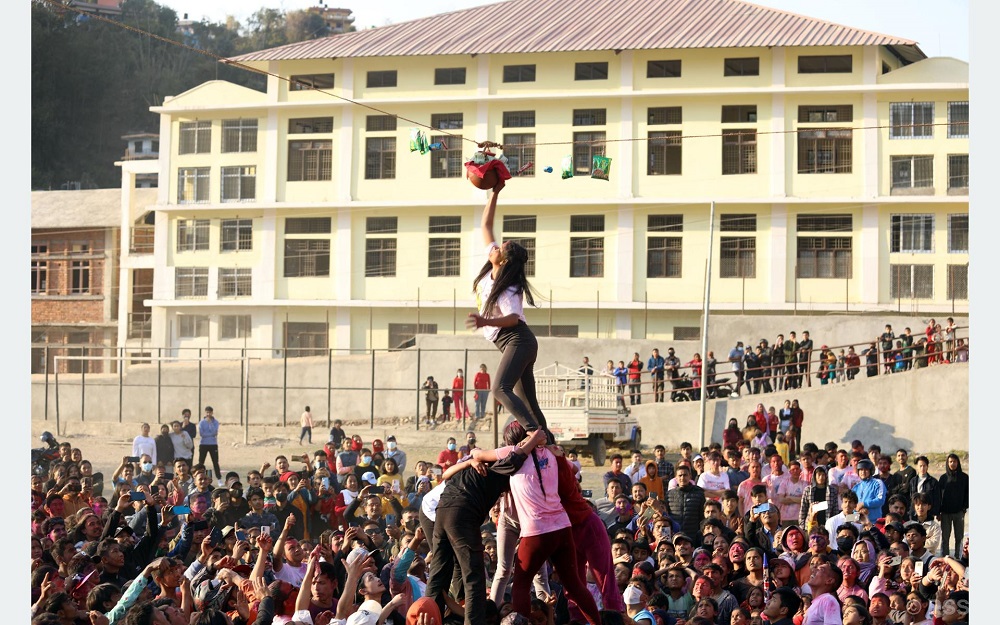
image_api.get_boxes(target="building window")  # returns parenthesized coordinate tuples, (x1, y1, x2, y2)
(891, 155, 934, 193)
(503, 111, 535, 128)
(177, 167, 210, 203)
(647, 59, 681, 78)
(947, 265, 968, 300)
(176, 219, 210, 252)
(503, 133, 535, 176)
(796, 237, 852, 279)
(429, 216, 461, 233)
(573, 109, 607, 126)
(572, 132, 605, 175)
(178, 314, 210, 338)
(364, 239, 396, 277)
(570, 238, 604, 277)
(388, 323, 438, 350)
(797, 129, 852, 174)
(284, 240, 330, 277)
(366, 115, 398, 132)
(722, 130, 757, 175)
(797, 55, 853, 73)
(430, 135, 464, 178)
(503, 64, 536, 82)
(503, 215, 537, 233)
(367, 70, 397, 88)
(724, 57, 759, 76)
(430, 113, 463, 130)
(221, 218, 253, 252)
(721, 105, 757, 123)
(286, 217, 332, 234)
(366, 217, 398, 234)
(288, 140, 333, 182)
(647, 237, 682, 278)
(290, 73, 334, 90)
(178, 121, 211, 154)
(798, 105, 853, 123)
(889, 264, 934, 299)
(219, 315, 252, 339)
(948, 214, 968, 253)
(31, 260, 48, 294)
(503, 237, 536, 276)
(648, 131, 682, 175)
(797, 215, 852, 232)
(284, 322, 328, 358)
(571, 215, 604, 232)
(648, 215, 683, 232)
(575, 62, 608, 80)
(720, 214, 757, 232)
(719, 237, 756, 278)
(428, 239, 461, 277)
(434, 67, 467, 85)
(648, 107, 682, 125)
(948, 101, 969, 138)
(365, 138, 396, 179)
(289, 117, 334, 133)
(221, 119, 258, 153)
(70, 260, 91, 294)
(948, 154, 969, 190)
(890, 214, 934, 253)
(218, 268, 252, 297)
(890, 102, 934, 139)
(175, 268, 209, 298)
(221, 166, 256, 202)
(31, 243, 48, 295)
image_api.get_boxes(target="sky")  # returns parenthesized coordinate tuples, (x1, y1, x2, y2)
(159, 0, 970, 61)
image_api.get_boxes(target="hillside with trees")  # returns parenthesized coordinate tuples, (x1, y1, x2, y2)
(31, 0, 351, 190)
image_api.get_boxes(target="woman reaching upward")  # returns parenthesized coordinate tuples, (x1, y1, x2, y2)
(467, 181, 547, 433)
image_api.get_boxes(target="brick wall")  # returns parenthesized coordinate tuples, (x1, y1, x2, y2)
(32, 299, 105, 324)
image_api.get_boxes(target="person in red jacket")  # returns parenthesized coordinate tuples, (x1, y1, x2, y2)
(452, 369, 472, 420)
(554, 450, 625, 617)
(627, 353, 644, 405)
(436, 437, 459, 469)
(473, 364, 492, 422)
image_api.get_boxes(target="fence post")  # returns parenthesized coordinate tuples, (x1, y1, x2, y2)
(327, 348, 333, 429)
(118, 347, 124, 423)
(55, 365, 60, 436)
(239, 353, 245, 429)
(80, 347, 86, 422)
(44, 346, 49, 422)
(370, 349, 376, 429)
(463, 349, 469, 431)
(157, 348, 162, 424)
(415, 348, 421, 431)
(198, 348, 203, 421)
(283, 336, 288, 428)
(244, 354, 251, 444)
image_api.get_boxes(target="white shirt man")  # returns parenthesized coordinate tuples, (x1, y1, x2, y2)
(697, 454, 731, 499)
(132, 423, 157, 464)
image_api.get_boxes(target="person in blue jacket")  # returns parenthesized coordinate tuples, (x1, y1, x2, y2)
(852, 459, 887, 516)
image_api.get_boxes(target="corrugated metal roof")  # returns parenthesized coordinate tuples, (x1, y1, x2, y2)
(32, 188, 158, 229)
(229, 0, 922, 62)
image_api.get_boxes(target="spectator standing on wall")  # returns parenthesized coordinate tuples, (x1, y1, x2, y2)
(299, 406, 314, 445)
(473, 364, 492, 422)
(627, 353, 644, 405)
(647, 349, 666, 403)
(198, 406, 223, 486)
(728, 341, 745, 398)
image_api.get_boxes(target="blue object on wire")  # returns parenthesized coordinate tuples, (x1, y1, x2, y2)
(543, 166, 553, 173)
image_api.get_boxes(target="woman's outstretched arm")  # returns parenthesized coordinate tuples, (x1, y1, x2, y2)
(481, 179, 505, 245)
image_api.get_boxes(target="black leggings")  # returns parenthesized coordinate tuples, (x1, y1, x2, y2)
(492, 321, 547, 432)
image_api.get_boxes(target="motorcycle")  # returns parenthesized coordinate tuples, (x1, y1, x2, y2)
(32, 431, 61, 477)
(706, 376, 735, 399)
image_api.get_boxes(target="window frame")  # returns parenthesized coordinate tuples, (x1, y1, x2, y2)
(220, 165, 257, 202)
(289, 117, 334, 134)
(366, 70, 398, 88)
(288, 140, 333, 182)
(947, 264, 968, 301)
(719, 236, 756, 278)
(947, 214, 969, 253)
(647, 236, 683, 278)
(218, 267, 253, 298)
(795, 236, 852, 279)
(503, 111, 536, 128)
(283, 239, 331, 278)
(797, 128, 853, 174)
(428, 238, 462, 277)
(647, 59, 681, 78)
(174, 267, 209, 299)
(503, 133, 535, 177)
(365, 137, 397, 180)
(572, 109, 607, 126)
(574, 62, 609, 80)
(176, 219, 210, 252)
(890, 155, 934, 192)
(364, 238, 397, 278)
(290, 73, 335, 91)
(721, 105, 758, 123)
(177, 167, 210, 204)
(70, 260, 91, 294)
(648, 131, 682, 175)
(889, 264, 934, 299)
(430, 134, 464, 178)
(502, 64, 536, 83)
(948, 154, 969, 191)
(890, 214, 935, 254)
(178, 121, 211, 155)
(723, 57, 760, 76)
(889, 102, 935, 139)
(572, 131, 605, 175)
(797, 55, 853, 74)
(177, 314, 210, 339)
(569, 237, 605, 278)
(434, 67, 467, 85)
(947, 101, 969, 138)
(221, 119, 258, 153)
(219, 315, 253, 340)
(220, 218, 253, 252)
(721, 129, 757, 175)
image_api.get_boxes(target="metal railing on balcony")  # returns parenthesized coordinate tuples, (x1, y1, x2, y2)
(129, 227, 155, 254)
(127, 312, 152, 339)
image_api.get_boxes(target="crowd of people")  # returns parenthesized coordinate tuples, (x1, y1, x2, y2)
(30, 406, 969, 625)
(570, 318, 968, 405)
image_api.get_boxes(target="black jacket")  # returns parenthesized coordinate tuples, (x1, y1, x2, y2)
(939, 467, 969, 514)
(666, 483, 706, 538)
(907, 474, 942, 517)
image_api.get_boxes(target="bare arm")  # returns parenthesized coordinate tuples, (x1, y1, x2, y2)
(472, 429, 547, 463)
(480, 182, 503, 246)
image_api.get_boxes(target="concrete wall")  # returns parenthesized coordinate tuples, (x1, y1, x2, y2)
(31, 313, 968, 452)
(633, 362, 968, 453)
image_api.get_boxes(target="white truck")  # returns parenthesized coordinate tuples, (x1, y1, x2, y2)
(530, 363, 641, 466)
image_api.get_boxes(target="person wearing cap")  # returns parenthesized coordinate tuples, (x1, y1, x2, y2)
(198, 406, 223, 487)
(852, 459, 887, 516)
(385, 435, 408, 475)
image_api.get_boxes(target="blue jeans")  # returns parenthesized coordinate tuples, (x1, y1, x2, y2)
(474, 392, 489, 419)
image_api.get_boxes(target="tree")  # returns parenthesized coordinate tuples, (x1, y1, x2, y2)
(285, 10, 329, 43)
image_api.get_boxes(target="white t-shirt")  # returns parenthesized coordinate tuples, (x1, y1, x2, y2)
(274, 560, 308, 586)
(132, 435, 157, 463)
(476, 242, 526, 342)
(803, 592, 842, 625)
(421, 482, 446, 522)
(697, 471, 731, 494)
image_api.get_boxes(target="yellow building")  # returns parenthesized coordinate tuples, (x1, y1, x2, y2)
(117, 0, 968, 355)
